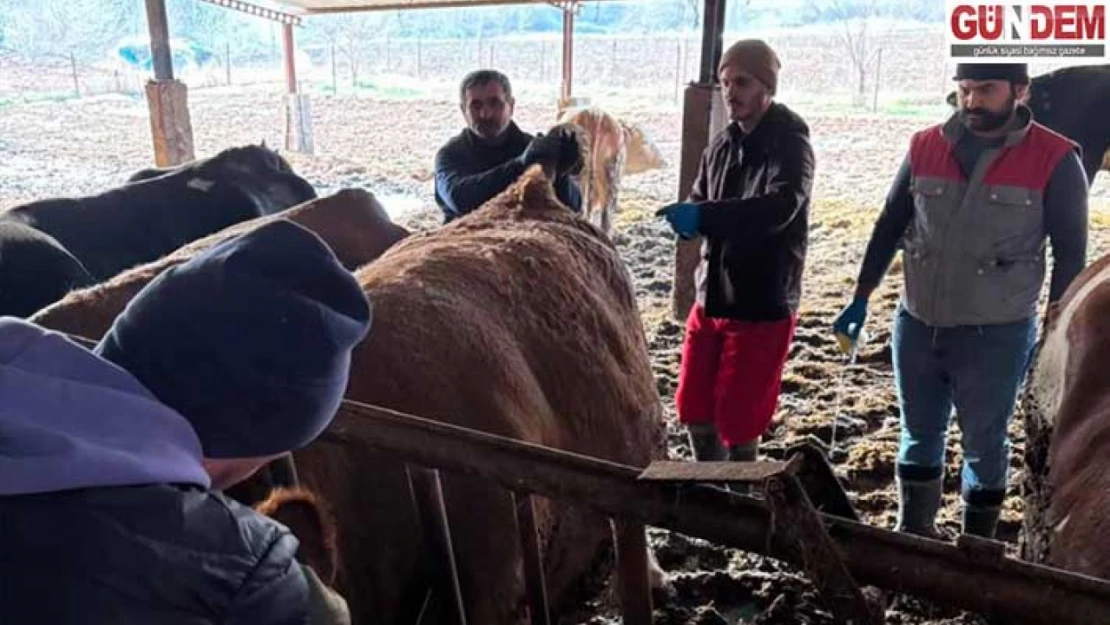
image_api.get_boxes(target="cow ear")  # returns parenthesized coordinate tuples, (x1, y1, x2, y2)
(261, 139, 268, 149)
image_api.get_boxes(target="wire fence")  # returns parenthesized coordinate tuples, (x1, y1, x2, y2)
(1, 25, 956, 107)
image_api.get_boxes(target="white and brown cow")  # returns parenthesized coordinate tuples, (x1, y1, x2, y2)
(557, 106, 666, 234)
(1028, 252, 1110, 578)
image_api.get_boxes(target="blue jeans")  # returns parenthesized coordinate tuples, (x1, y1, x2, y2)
(891, 305, 1037, 506)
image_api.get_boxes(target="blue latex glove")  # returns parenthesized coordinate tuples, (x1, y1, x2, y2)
(655, 202, 701, 239)
(832, 296, 868, 352)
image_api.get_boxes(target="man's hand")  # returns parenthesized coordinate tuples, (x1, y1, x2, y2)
(520, 133, 563, 172)
(553, 127, 583, 176)
(832, 296, 868, 353)
(655, 202, 701, 239)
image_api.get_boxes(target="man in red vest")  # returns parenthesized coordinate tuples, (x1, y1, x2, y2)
(833, 63, 1088, 538)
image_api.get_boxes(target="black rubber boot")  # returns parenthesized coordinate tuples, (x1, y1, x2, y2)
(727, 440, 758, 462)
(962, 503, 1002, 538)
(895, 477, 944, 538)
(726, 440, 759, 495)
(687, 423, 726, 462)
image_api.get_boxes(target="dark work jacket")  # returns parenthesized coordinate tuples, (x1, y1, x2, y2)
(689, 102, 815, 321)
(434, 121, 582, 222)
(1, 486, 308, 625)
(0, 318, 308, 625)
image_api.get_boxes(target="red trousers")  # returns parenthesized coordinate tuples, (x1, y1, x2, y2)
(675, 304, 797, 447)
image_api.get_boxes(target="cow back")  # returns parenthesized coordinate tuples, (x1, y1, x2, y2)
(30, 189, 408, 342)
(1026, 65, 1110, 182)
(7, 144, 316, 284)
(0, 221, 94, 318)
(290, 165, 665, 624)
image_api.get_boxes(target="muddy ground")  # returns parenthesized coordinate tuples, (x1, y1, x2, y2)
(2, 88, 1109, 624)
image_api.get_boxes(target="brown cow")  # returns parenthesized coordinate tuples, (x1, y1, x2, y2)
(1028, 252, 1110, 578)
(30, 188, 407, 336)
(255, 487, 340, 586)
(34, 167, 666, 623)
(557, 106, 666, 234)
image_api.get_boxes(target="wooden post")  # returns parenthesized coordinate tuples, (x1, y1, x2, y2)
(872, 46, 883, 113)
(69, 52, 80, 97)
(610, 38, 618, 80)
(674, 38, 682, 102)
(331, 42, 337, 93)
(144, 80, 195, 167)
(673, 83, 727, 320)
(612, 521, 653, 625)
(142, 0, 193, 167)
(673, 0, 728, 321)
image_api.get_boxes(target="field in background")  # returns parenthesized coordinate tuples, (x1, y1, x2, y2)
(0, 23, 979, 115)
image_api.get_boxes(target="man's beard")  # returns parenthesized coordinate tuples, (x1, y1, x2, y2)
(960, 94, 1016, 132)
(473, 121, 506, 141)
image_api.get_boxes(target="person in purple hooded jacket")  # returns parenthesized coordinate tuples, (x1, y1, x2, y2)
(0, 219, 371, 625)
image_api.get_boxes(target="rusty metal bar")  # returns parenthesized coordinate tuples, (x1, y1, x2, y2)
(785, 442, 859, 521)
(196, 0, 303, 25)
(560, 3, 575, 103)
(511, 492, 550, 625)
(406, 466, 467, 625)
(611, 520, 653, 625)
(698, 0, 726, 83)
(320, 399, 1110, 625)
(639, 458, 795, 483)
(144, 0, 174, 80)
(764, 474, 883, 625)
(283, 23, 297, 94)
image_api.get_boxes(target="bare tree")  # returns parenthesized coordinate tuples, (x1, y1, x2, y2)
(808, 0, 891, 106)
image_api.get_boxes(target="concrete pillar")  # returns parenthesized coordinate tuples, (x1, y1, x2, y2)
(672, 82, 727, 321)
(144, 79, 195, 167)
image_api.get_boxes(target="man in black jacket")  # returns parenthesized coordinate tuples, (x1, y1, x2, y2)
(434, 69, 582, 222)
(0, 219, 371, 625)
(657, 39, 815, 464)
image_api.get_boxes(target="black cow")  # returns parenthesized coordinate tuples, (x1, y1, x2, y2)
(945, 64, 1110, 184)
(0, 143, 316, 317)
(0, 221, 93, 318)
(123, 142, 286, 184)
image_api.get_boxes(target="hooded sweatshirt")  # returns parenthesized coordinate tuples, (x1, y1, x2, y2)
(0, 318, 210, 494)
(0, 318, 308, 625)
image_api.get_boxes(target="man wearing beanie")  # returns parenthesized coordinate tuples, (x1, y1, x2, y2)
(833, 63, 1089, 539)
(0, 219, 371, 625)
(656, 39, 815, 469)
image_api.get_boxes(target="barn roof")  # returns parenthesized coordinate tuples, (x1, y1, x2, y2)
(266, 0, 578, 14)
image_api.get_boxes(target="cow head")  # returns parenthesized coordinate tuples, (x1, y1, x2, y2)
(254, 486, 340, 586)
(199, 144, 318, 214)
(620, 120, 666, 175)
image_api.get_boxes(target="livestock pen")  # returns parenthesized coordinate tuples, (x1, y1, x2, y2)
(313, 396, 1110, 625)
